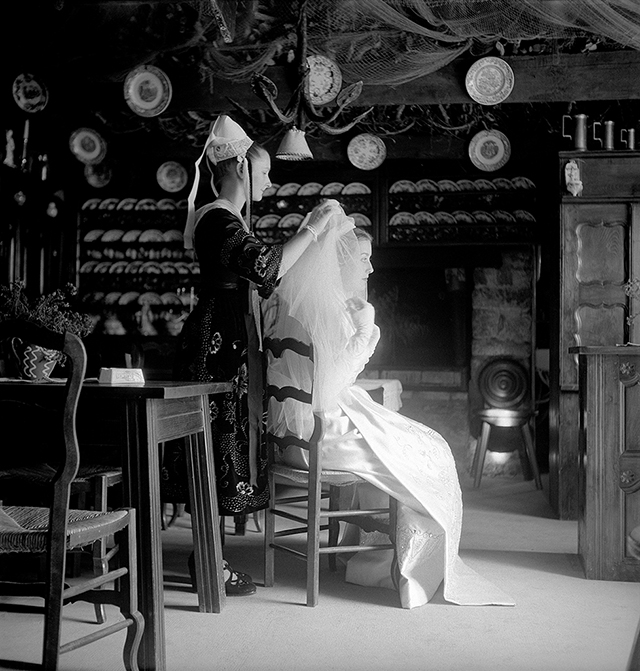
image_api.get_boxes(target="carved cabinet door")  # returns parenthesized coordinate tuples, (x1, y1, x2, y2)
(560, 201, 640, 391)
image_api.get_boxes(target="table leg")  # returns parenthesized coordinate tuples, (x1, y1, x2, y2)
(123, 399, 166, 671)
(185, 399, 226, 613)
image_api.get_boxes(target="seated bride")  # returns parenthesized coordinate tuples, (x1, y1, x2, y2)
(262, 210, 514, 609)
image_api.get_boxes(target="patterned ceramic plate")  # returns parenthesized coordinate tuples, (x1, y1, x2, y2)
(389, 180, 417, 193)
(256, 214, 280, 229)
(139, 229, 164, 242)
(124, 65, 172, 117)
(465, 57, 514, 106)
(83, 229, 104, 242)
(492, 177, 513, 190)
(109, 261, 129, 274)
(157, 162, 187, 193)
(511, 176, 536, 189)
(493, 210, 516, 223)
(135, 198, 158, 211)
(473, 210, 496, 224)
(305, 54, 343, 105)
(82, 198, 102, 211)
(437, 179, 459, 192)
(320, 182, 345, 195)
(80, 260, 99, 273)
(456, 179, 476, 191)
(279, 213, 305, 229)
(414, 211, 439, 225)
(117, 198, 138, 210)
(513, 209, 536, 223)
(435, 211, 456, 225)
(297, 182, 324, 196)
(84, 163, 112, 188)
(161, 292, 183, 305)
(342, 182, 371, 195)
(98, 198, 119, 211)
(453, 210, 476, 224)
(69, 128, 107, 165)
(347, 134, 386, 171)
(162, 229, 183, 242)
(101, 229, 124, 242)
(276, 183, 301, 196)
(118, 291, 140, 305)
(388, 212, 416, 226)
(12, 73, 48, 113)
(469, 130, 511, 172)
(415, 179, 439, 192)
(121, 229, 142, 243)
(157, 198, 177, 210)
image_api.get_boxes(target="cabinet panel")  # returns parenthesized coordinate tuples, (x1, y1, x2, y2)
(560, 202, 630, 390)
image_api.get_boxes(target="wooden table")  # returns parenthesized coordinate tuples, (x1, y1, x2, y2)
(0, 379, 230, 671)
(569, 346, 640, 581)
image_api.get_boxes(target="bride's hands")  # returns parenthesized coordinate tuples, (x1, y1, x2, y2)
(346, 297, 375, 330)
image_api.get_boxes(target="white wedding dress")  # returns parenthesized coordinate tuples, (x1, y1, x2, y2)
(263, 217, 514, 609)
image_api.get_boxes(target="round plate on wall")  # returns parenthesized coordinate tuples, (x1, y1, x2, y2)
(465, 57, 514, 106)
(468, 130, 511, 172)
(12, 73, 48, 113)
(124, 65, 172, 117)
(305, 55, 342, 105)
(69, 128, 107, 165)
(347, 133, 386, 171)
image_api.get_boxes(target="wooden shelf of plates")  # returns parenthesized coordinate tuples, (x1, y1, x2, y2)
(76, 196, 195, 337)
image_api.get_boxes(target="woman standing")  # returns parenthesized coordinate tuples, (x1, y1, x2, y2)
(168, 115, 340, 595)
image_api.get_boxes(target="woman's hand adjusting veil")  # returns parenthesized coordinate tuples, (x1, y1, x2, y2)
(300, 199, 343, 239)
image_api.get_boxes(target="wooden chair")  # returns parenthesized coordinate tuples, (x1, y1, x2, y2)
(263, 336, 396, 607)
(0, 320, 144, 670)
(470, 356, 543, 489)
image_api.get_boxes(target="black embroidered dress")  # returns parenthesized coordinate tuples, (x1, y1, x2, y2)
(167, 203, 282, 516)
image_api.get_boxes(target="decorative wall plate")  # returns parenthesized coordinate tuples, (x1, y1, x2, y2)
(468, 130, 511, 172)
(12, 73, 49, 113)
(305, 54, 343, 106)
(389, 180, 416, 193)
(415, 178, 439, 192)
(297, 182, 323, 196)
(124, 65, 172, 117)
(342, 182, 371, 195)
(84, 163, 112, 188)
(156, 161, 187, 192)
(320, 181, 344, 195)
(465, 57, 514, 105)
(276, 182, 301, 196)
(347, 134, 386, 171)
(69, 128, 107, 165)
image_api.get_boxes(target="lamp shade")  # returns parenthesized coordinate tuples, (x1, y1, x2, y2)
(276, 127, 313, 161)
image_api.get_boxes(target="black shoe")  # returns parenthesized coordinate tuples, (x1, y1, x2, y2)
(187, 552, 256, 596)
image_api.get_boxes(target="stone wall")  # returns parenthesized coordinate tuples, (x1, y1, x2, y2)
(467, 249, 536, 477)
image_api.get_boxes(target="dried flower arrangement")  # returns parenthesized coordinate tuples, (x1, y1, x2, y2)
(0, 280, 94, 339)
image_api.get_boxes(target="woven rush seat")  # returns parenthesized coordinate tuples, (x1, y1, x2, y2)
(0, 505, 129, 554)
(272, 463, 363, 486)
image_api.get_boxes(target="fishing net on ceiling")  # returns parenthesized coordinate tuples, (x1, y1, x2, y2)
(205, 0, 640, 86)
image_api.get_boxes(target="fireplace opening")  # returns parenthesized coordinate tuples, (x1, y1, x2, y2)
(367, 266, 471, 373)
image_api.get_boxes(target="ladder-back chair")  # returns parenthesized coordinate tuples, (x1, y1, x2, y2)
(263, 335, 396, 607)
(0, 320, 143, 670)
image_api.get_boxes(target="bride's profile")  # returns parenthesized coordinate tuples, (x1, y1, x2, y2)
(262, 209, 514, 609)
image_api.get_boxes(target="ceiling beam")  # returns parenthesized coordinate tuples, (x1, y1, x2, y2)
(176, 50, 640, 111)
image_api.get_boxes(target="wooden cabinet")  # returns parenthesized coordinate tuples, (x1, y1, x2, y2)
(571, 346, 640, 581)
(552, 151, 640, 519)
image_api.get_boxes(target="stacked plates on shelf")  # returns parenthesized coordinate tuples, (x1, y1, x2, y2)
(389, 180, 417, 193)
(388, 212, 416, 226)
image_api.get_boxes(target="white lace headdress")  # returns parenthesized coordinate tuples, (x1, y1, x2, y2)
(184, 115, 253, 249)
